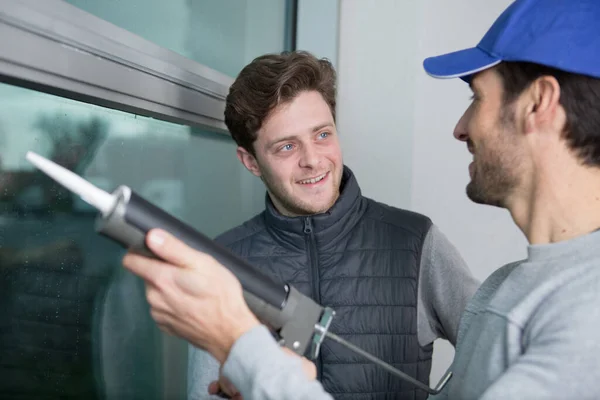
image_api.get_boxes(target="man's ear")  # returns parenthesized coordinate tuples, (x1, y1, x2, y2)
(524, 75, 563, 135)
(236, 146, 261, 177)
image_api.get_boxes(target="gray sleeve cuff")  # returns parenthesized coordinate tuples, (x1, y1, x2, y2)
(222, 325, 333, 400)
(187, 344, 222, 400)
(222, 325, 281, 395)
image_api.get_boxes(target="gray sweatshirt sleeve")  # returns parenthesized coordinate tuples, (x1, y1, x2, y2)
(479, 273, 600, 400)
(417, 224, 480, 346)
(222, 325, 333, 400)
(187, 345, 222, 400)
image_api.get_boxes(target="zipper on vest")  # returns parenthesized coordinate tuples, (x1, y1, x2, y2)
(303, 217, 321, 304)
(303, 217, 323, 380)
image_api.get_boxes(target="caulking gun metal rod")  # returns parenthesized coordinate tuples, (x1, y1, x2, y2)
(314, 325, 451, 395)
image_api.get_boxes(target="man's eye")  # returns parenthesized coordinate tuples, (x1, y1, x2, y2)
(281, 144, 293, 151)
(318, 132, 329, 139)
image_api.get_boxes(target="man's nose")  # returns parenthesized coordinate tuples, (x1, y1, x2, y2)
(453, 108, 470, 142)
(299, 143, 320, 168)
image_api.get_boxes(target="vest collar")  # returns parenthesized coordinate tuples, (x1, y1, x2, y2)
(263, 166, 367, 248)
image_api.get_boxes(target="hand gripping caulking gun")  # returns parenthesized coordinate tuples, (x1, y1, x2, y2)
(26, 151, 452, 395)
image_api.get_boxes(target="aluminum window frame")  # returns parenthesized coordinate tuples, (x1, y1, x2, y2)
(0, 0, 266, 134)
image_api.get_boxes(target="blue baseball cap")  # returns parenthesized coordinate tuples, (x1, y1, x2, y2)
(423, 0, 600, 81)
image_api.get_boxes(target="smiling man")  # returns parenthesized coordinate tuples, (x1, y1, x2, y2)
(421, 0, 600, 398)
(237, 89, 342, 217)
(187, 51, 479, 400)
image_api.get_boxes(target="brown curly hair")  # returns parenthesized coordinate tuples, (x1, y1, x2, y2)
(224, 50, 337, 156)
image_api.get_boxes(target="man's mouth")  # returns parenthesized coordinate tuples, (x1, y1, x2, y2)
(298, 172, 328, 185)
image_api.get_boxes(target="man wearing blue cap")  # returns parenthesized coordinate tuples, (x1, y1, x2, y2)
(421, 0, 600, 398)
(122, 0, 600, 399)
(424, 0, 600, 399)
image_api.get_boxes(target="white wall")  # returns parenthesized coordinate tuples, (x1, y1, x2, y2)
(337, 0, 420, 208)
(296, 0, 340, 69)
(337, 0, 527, 386)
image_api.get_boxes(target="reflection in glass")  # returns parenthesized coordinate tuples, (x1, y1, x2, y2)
(0, 83, 264, 399)
(65, 0, 289, 77)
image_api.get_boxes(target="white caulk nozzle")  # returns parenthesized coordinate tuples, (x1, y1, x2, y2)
(25, 151, 115, 215)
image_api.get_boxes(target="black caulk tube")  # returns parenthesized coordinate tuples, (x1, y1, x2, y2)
(119, 188, 286, 308)
(97, 185, 326, 357)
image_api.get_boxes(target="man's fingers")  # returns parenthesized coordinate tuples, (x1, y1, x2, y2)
(280, 347, 298, 357)
(302, 358, 317, 380)
(122, 252, 167, 284)
(208, 381, 220, 395)
(208, 381, 235, 399)
(217, 375, 239, 397)
(146, 285, 170, 312)
(280, 347, 317, 380)
(145, 229, 206, 269)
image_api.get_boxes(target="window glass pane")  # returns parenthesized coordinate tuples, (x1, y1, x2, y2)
(64, 0, 290, 77)
(0, 82, 265, 399)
